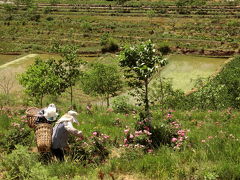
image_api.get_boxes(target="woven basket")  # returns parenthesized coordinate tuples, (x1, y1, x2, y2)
(35, 123, 52, 152)
(25, 107, 40, 128)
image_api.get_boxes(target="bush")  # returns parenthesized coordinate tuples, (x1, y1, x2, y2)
(100, 33, 119, 53)
(158, 43, 171, 55)
(0, 145, 53, 180)
(0, 121, 34, 153)
(186, 56, 240, 110)
(68, 131, 110, 165)
(46, 16, 54, 21)
(187, 78, 230, 110)
(123, 111, 187, 152)
(112, 96, 134, 113)
(150, 79, 186, 110)
(214, 56, 240, 108)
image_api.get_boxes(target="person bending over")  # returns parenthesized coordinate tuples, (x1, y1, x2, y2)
(51, 110, 83, 161)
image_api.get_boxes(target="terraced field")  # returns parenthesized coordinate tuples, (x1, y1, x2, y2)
(0, 1, 239, 56)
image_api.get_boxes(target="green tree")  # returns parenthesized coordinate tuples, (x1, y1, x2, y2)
(18, 58, 66, 107)
(119, 40, 167, 116)
(57, 45, 83, 107)
(81, 63, 123, 107)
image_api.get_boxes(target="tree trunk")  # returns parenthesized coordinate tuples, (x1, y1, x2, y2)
(70, 85, 73, 107)
(144, 78, 149, 116)
(40, 94, 43, 108)
(106, 94, 110, 107)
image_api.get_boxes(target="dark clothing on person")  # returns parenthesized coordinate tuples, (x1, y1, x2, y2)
(35, 109, 51, 124)
(51, 148, 64, 161)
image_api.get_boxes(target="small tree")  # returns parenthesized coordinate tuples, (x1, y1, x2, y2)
(81, 63, 123, 107)
(57, 45, 83, 107)
(18, 58, 66, 107)
(119, 40, 167, 116)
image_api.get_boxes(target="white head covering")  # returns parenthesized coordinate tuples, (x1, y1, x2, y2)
(44, 104, 58, 121)
(68, 110, 79, 124)
(56, 110, 79, 124)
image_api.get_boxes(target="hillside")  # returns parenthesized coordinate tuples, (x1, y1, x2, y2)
(1, 0, 240, 180)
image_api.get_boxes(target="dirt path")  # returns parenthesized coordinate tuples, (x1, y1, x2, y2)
(0, 54, 37, 69)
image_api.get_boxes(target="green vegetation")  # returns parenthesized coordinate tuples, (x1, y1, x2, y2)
(18, 58, 66, 107)
(119, 40, 167, 115)
(1, 0, 240, 179)
(81, 63, 123, 107)
(0, 0, 239, 55)
(1, 105, 240, 179)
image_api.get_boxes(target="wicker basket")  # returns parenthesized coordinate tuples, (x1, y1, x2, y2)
(35, 123, 52, 152)
(25, 107, 40, 128)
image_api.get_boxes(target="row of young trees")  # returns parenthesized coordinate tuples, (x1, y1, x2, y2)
(18, 45, 124, 107)
(18, 45, 82, 107)
(19, 41, 166, 115)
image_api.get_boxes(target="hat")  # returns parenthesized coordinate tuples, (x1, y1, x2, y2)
(68, 110, 79, 124)
(44, 104, 58, 121)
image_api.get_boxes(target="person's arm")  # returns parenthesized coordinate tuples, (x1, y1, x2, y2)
(64, 121, 83, 137)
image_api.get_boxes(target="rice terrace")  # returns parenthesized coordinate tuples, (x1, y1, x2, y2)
(0, 0, 240, 179)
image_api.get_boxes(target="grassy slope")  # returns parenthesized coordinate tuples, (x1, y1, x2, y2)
(1, 108, 240, 179)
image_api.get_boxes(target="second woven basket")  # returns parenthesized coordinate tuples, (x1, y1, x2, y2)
(35, 123, 52, 152)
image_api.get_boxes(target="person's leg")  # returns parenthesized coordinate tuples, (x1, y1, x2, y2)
(52, 148, 64, 161)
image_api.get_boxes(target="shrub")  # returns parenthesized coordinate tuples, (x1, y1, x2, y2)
(188, 78, 230, 110)
(0, 121, 34, 153)
(112, 96, 134, 113)
(176, 0, 206, 6)
(150, 79, 186, 110)
(0, 145, 52, 180)
(100, 33, 119, 53)
(187, 56, 240, 110)
(68, 131, 110, 165)
(158, 43, 171, 55)
(46, 16, 54, 21)
(214, 56, 240, 108)
(122, 111, 187, 152)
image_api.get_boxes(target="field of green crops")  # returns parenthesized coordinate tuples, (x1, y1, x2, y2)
(0, 0, 239, 56)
